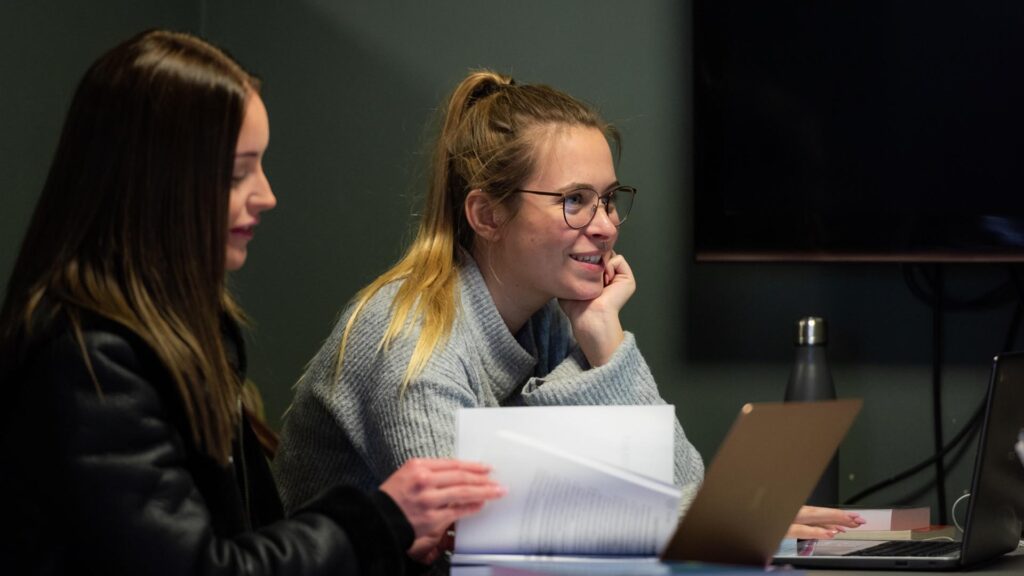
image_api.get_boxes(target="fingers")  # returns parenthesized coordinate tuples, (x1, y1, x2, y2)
(786, 523, 842, 540)
(395, 458, 499, 494)
(838, 514, 865, 528)
(603, 251, 632, 286)
(427, 468, 501, 489)
(383, 458, 506, 532)
(604, 250, 617, 285)
(420, 549, 440, 565)
(794, 505, 864, 529)
(787, 505, 867, 541)
(389, 459, 511, 562)
(433, 500, 487, 524)
(407, 536, 442, 564)
(413, 485, 506, 513)
(394, 459, 505, 507)
(401, 457, 492, 473)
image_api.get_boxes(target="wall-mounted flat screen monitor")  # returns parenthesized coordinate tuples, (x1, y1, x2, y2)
(693, 1, 1024, 262)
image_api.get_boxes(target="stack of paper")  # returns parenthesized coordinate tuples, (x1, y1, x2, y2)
(453, 405, 680, 563)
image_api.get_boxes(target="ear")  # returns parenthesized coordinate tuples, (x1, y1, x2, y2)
(464, 189, 506, 243)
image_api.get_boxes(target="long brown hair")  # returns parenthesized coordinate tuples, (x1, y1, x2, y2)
(0, 30, 257, 464)
(337, 70, 619, 391)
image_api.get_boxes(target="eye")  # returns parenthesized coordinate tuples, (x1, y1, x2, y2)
(562, 190, 591, 214)
(232, 155, 261, 187)
(231, 167, 251, 186)
(563, 191, 585, 205)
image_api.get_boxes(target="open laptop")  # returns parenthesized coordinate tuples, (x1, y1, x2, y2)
(660, 398, 863, 565)
(773, 351, 1024, 570)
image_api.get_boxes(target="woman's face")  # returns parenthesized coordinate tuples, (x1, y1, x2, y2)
(226, 93, 275, 272)
(493, 125, 619, 309)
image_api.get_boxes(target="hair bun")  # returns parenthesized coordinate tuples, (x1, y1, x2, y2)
(465, 72, 514, 109)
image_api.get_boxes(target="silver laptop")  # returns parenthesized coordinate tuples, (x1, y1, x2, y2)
(773, 351, 1024, 570)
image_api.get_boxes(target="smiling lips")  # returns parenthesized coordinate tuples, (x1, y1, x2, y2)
(231, 225, 255, 239)
(570, 253, 602, 265)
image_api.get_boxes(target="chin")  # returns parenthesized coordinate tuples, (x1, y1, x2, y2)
(226, 252, 246, 272)
(561, 282, 604, 301)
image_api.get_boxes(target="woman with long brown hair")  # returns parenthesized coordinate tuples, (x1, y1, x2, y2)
(0, 30, 502, 575)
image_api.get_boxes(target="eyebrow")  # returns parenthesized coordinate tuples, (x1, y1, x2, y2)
(234, 151, 261, 159)
(556, 180, 621, 193)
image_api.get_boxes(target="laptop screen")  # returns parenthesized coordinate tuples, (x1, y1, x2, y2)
(960, 352, 1024, 565)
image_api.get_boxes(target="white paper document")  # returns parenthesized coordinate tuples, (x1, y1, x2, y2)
(452, 405, 681, 564)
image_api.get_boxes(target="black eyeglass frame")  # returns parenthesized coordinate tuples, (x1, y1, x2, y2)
(514, 185, 637, 230)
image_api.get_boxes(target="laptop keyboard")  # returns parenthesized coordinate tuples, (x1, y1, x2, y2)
(843, 540, 961, 557)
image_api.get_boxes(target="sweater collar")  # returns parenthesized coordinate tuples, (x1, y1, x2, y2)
(458, 252, 538, 401)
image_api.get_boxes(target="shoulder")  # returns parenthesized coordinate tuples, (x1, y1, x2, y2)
(25, 311, 141, 364)
(19, 312, 172, 411)
(342, 279, 405, 338)
(332, 279, 474, 379)
(343, 276, 476, 352)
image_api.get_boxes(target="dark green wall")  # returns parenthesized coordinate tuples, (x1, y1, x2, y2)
(3, 1, 1015, 518)
(0, 1, 199, 283)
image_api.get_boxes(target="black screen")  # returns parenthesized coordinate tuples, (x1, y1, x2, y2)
(694, 1, 1024, 262)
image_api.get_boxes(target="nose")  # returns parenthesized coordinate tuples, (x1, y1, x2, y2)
(252, 169, 277, 213)
(585, 202, 618, 239)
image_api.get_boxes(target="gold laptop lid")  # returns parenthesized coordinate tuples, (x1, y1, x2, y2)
(662, 398, 862, 565)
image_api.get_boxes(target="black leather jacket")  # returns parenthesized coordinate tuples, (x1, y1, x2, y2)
(0, 311, 414, 575)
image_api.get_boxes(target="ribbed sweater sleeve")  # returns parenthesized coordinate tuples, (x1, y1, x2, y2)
(517, 329, 704, 488)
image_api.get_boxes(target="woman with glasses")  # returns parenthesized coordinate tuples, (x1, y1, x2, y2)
(274, 69, 705, 508)
(275, 69, 863, 545)
(0, 32, 503, 574)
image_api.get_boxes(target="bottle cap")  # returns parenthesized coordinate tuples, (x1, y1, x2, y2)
(795, 316, 827, 345)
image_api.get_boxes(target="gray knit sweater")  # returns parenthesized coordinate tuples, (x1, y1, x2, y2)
(274, 255, 705, 512)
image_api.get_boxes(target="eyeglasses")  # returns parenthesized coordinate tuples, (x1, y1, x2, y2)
(515, 185, 637, 230)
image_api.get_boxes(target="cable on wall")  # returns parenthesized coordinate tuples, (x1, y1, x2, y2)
(843, 264, 1023, 512)
(930, 265, 947, 524)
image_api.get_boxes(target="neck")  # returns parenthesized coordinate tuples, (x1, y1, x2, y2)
(471, 243, 546, 334)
